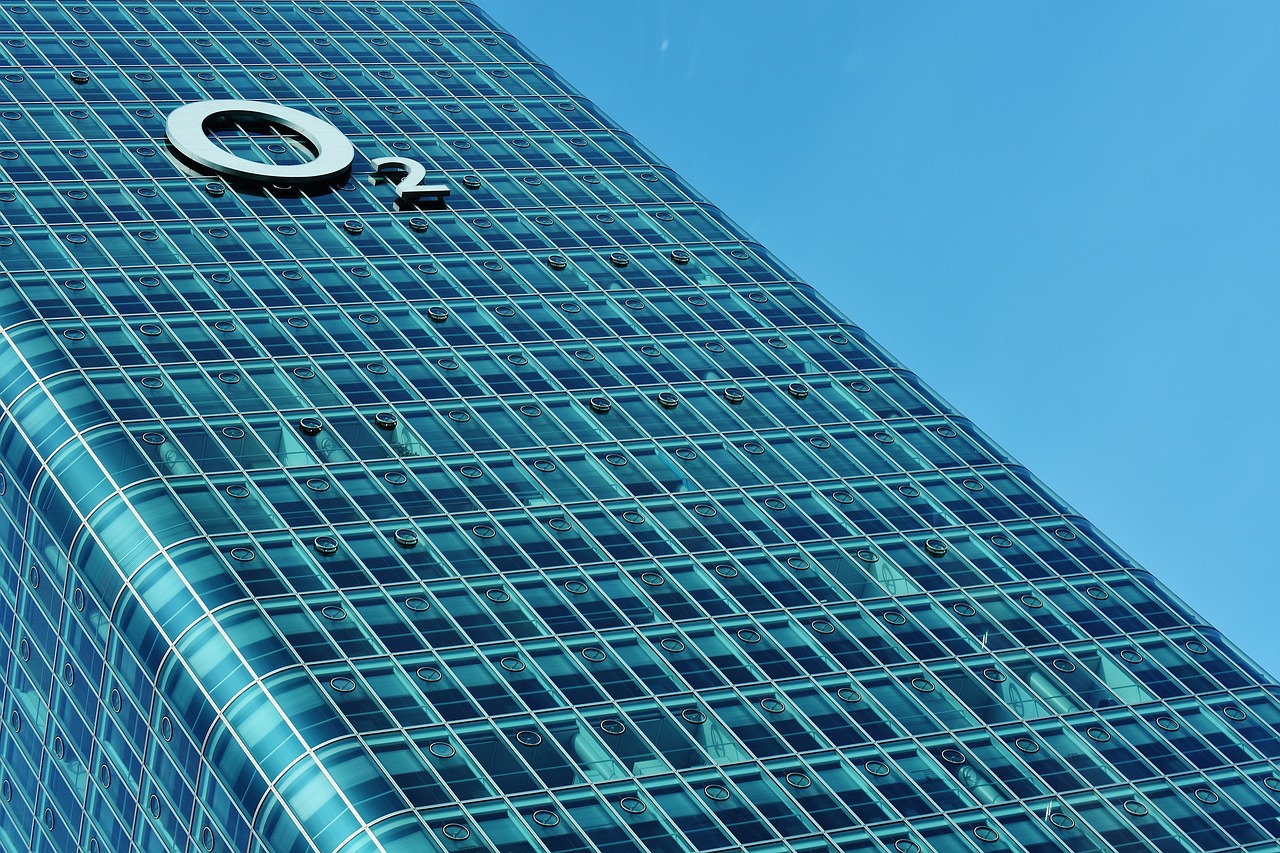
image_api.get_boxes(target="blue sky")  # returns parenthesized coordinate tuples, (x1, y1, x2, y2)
(481, 1, 1280, 676)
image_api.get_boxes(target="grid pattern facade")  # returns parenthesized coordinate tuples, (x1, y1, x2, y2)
(0, 2, 1275, 852)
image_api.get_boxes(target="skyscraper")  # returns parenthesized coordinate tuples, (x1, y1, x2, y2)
(0, 1, 1276, 851)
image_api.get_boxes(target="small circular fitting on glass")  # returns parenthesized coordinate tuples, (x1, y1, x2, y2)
(688, 295, 708, 307)
(982, 668, 1006, 683)
(62, 329, 86, 341)
(407, 216, 429, 232)
(1119, 649, 1144, 664)
(1122, 801, 1148, 816)
(910, 677, 935, 693)
(670, 249, 691, 264)
(865, 760, 890, 777)
(619, 796, 646, 814)
(441, 823, 468, 841)
(737, 628, 761, 643)
(952, 602, 977, 617)
(532, 810, 559, 827)
(500, 657, 525, 672)
(786, 382, 809, 399)
(622, 510, 644, 524)
(515, 730, 542, 747)
(723, 387, 745, 403)
(1085, 726, 1110, 742)
(313, 537, 338, 556)
(229, 547, 254, 563)
(882, 610, 907, 626)
(837, 686, 861, 703)
(581, 647, 606, 662)
(1222, 706, 1247, 721)
(564, 579, 589, 595)
(374, 412, 398, 430)
(328, 676, 355, 693)
(1013, 737, 1039, 753)
(973, 826, 1000, 843)
(299, 416, 323, 435)
(1051, 658, 1076, 673)
(533, 459, 556, 473)
(485, 588, 511, 603)
(546, 254, 568, 270)
(1048, 813, 1075, 829)
(855, 549, 879, 563)
(1053, 527, 1077, 541)
(138, 323, 162, 336)
(714, 564, 739, 578)
(703, 784, 730, 801)
(460, 174, 482, 188)
(1184, 639, 1209, 654)
(425, 740, 456, 760)
(1020, 594, 1042, 608)
(225, 484, 249, 499)
(639, 571, 664, 586)
(384, 471, 408, 485)
(1085, 586, 1109, 600)
(693, 504, 717, 517)
(656, 391, 679, 409)
(924, 538, 948, 556)
(760, 697, 785, 714)
(394, 529, 419, 548)
(141, 432, 166, 446)
(343, 219, 364, 235)
(69, 69, 89, 84)
(763, 497, 786, 511)
(1154, 715, 1180, 731)
(405, 597, 430, 612)
(589, 396, 612, 414)
(894, 842, 920, 853)
(608, 251, 629, 267)
(990, 534, 1013, 548)
(600, 719, 626, 735)
(784, 772, 811, 789)
(660, 637, 685, 653)
(426, 306, 448, 322)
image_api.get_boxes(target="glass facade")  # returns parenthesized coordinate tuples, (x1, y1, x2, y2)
(0, 2, 1275, 851)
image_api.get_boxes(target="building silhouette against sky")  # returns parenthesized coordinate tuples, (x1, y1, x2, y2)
(0, 2, 1276, 851)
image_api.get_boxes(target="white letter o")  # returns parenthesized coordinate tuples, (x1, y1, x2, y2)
(165, 99, 355, 183)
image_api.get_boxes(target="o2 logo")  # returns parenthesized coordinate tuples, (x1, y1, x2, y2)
(164, 99, 450, 204)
